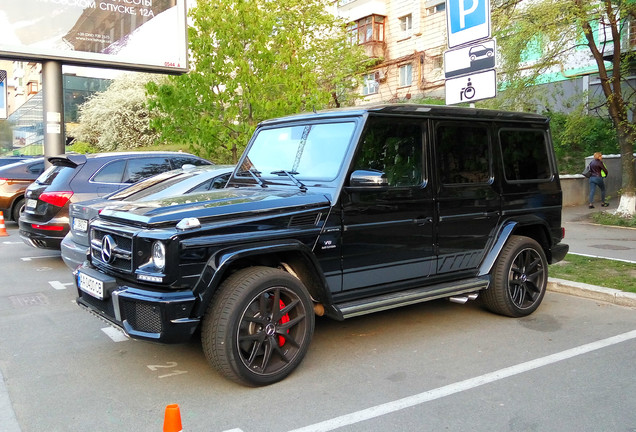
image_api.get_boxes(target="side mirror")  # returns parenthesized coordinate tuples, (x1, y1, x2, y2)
(349, 169, 388, 187)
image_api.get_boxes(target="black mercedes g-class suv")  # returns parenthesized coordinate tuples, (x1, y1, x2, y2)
(75, 104, 568, 386)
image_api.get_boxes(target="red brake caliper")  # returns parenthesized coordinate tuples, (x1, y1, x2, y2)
(278, 299, 290, 346)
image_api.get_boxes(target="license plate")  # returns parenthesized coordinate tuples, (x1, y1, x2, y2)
(72, 217, 88, 233)
(26, 199, 37, 209)
(78, 271, 104, 300)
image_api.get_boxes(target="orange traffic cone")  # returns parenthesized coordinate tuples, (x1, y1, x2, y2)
(163, 404, 183, 432)
(0, 211, 8, 237)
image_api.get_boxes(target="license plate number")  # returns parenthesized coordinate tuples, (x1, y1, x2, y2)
(72, 217, 88, 233)
(26, 199, 37, 209)
(78, 271, 104, 300)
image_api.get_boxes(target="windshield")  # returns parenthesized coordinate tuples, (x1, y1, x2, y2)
(238, 122, 355, 183)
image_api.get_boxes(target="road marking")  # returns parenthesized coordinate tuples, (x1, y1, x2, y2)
(286, 329, 636, 432)
(101, 327, 129, 342)
(2, 241, 22, 245)
(20, 255, 59, 261)
(49, 281, 73, 290)
(569, 252, 636, 264)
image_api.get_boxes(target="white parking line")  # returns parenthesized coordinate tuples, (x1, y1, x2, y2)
(101, 327, 129, 342)
(286, 329, 636, 432)
(1, 241, 23, 245)
(20, 255, 59, 261)
(49, 281, 74, 290)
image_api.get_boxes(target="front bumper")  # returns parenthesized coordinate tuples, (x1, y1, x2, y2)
(75, 265, 200, 344)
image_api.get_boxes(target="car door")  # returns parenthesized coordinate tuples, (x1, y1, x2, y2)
(432, 120, 501, 274)
(339, 116, 435, 293)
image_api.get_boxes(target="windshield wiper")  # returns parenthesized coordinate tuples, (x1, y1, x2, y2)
(271, 170, 307, 192)
(237, 169, 267, 188)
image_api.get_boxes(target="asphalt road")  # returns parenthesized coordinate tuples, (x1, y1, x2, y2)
(1, 219, 636, 432)
(562, 203, 636, 262)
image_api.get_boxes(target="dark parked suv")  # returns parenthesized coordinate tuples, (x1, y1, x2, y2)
(75, 105, 568, 386)
(19, 152, 211, 249)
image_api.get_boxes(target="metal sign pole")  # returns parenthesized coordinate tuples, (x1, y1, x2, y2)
(42, 61, 65, 166)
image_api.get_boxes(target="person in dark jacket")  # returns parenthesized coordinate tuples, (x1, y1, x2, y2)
(588, 152, 609, 209)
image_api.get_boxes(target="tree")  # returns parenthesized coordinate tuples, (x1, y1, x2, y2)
(492, 0, 636, 215)
(146, 0, 369, 164)
(74, 73, 163, 151)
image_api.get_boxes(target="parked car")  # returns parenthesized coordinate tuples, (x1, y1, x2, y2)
(0, 155, 34, 167)
(0, 157, 46, 222)
(75, 104, 568, 386)
(61, 164, 234, 271)
(19, 152, 212, 249)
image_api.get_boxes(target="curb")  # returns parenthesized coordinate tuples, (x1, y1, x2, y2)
(548, 278, 636, 308)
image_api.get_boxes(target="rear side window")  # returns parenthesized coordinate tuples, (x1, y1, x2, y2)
(123, 158, 172, 183)
(93, 160, 126, 183)
(437, 124, 490, 184)
(499, 129, 552, 181)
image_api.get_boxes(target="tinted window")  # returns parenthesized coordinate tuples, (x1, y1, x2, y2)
(352, 117, 423, 187)
(93, 160, 126, 183)
(170, 156, 210, 168)
(36, 165, 77, 187)
(499, 129, 551, 181)
(123, 158, 171, 183)
(437, 124, 490, 184)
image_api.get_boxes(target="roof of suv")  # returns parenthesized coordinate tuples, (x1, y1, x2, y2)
(259, 104, 549, 126)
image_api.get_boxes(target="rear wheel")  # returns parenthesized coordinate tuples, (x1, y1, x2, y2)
(481, 235, 547, 317)
(202, 266, 315, 386)
(11, 197, 24, 223)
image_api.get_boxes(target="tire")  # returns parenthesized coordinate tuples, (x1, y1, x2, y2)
(11, 197, 24, 223)
(481, 235, 547, 317)
(201, 266, 315, 386)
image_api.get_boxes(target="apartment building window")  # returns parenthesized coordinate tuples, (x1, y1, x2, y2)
(362, 73, 379, 95)
(399, 64, 413, 87)
(400, 14, 413, 37)
(27, 81, 39, 95)
(426, 3, 445, 15)
(348, 15, 385, 44)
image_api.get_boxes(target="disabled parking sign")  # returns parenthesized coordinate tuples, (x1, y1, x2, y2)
(446, 0, 491, 48)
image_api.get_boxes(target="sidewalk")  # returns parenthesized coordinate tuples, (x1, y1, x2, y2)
(548, 201, 636, 308)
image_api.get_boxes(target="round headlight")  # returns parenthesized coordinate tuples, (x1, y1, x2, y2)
(151, 241, 166, 271)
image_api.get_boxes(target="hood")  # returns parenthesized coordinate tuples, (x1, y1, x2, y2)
(98, 187, 332, 226)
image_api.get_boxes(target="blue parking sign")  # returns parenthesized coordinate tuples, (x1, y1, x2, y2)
(446, 0, 490, 48)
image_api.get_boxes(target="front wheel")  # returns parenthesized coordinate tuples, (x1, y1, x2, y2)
(202, 266, 315, 386)
(481, 235, 547, 317)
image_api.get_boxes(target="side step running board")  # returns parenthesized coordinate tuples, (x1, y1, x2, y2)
(334, 277, 489, 319)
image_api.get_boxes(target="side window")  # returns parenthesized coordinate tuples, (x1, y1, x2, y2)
(352, 117, 423, 187)
(170, 156, 210, 168)
(92, 160, 126, 184)
(123, 158, 171, 184)
(499, 129, 552, 181)
(437, 124, 490, 184)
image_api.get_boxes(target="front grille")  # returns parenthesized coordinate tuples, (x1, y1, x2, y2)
(122, 300, 162, 334)
(90, 227, 134, 273)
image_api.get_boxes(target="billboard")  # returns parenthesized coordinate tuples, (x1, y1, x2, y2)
(0, 0, 188, 74)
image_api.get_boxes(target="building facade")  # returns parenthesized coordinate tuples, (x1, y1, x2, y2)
(337, 0, 448, 104)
